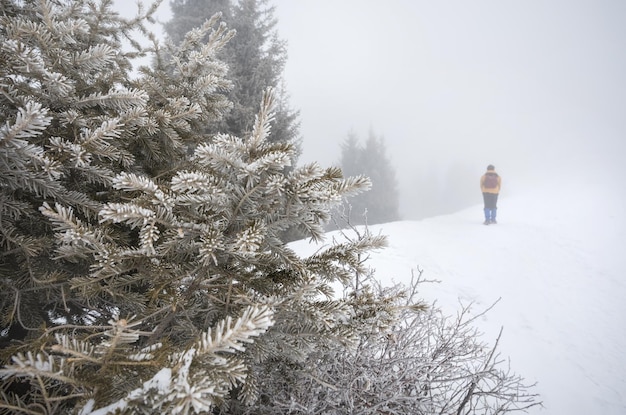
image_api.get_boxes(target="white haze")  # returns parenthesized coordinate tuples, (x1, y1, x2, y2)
(113, 0, 626, 219)
(273, 0, 626, 218)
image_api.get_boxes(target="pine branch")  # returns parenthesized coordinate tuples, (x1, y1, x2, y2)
(112, 172, 159, 193)
(0, 351, 75, 386)
(248, 87, 276, 148)
(75, 88, 148, 110)
(72, 44, 117, 73)
(197, 305, 274, 355)
(39, 202, 105, 251)
(99, 202, 155, 228)
(0, 101, 51, 143)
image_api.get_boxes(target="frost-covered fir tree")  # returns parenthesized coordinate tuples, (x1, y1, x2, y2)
(164, 0, 300, 154)
(336, 130, 400, 227)
(165, 0, 302, 242)
(0, 1, 375, 413)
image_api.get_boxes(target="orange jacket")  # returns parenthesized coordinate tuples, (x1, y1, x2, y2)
(480, 171, 501, 194)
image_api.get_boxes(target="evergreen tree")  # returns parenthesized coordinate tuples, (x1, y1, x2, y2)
(337, 130, 400, 226)
(164, 0, 303, 242)
(0, 1, 375, 413)
(164, 0, 300, 155)
(166, 0, 232, 45)
(339, 132, 361, 182)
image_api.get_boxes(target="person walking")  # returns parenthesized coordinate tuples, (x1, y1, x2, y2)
(480, 164, 501, 225)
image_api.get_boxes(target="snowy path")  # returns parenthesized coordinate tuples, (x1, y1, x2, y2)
(291, 181, 626, 414)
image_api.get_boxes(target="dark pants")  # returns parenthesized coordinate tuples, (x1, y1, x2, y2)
(482, 193, 498, 220)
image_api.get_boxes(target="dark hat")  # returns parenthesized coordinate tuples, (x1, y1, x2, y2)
(487, 164, 495, 171)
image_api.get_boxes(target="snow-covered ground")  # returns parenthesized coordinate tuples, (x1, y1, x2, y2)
(291, 174, 626, 414)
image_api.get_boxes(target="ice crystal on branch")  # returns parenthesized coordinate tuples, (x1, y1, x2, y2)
(0, 101, 52, 142)
(196, 305, 275, 355)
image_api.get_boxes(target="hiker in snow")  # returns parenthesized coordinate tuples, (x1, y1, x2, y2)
(480, 164, 501, 225)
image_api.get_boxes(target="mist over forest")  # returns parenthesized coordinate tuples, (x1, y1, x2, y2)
(273, 0, 626, 220)
(114, 0, 626, 221)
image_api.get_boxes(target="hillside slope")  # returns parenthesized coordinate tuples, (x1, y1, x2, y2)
(291, 177, 626, 414)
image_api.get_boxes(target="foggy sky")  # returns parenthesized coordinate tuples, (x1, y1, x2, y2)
(114, 0, 626, 218)
(273, 0, 626, 216)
